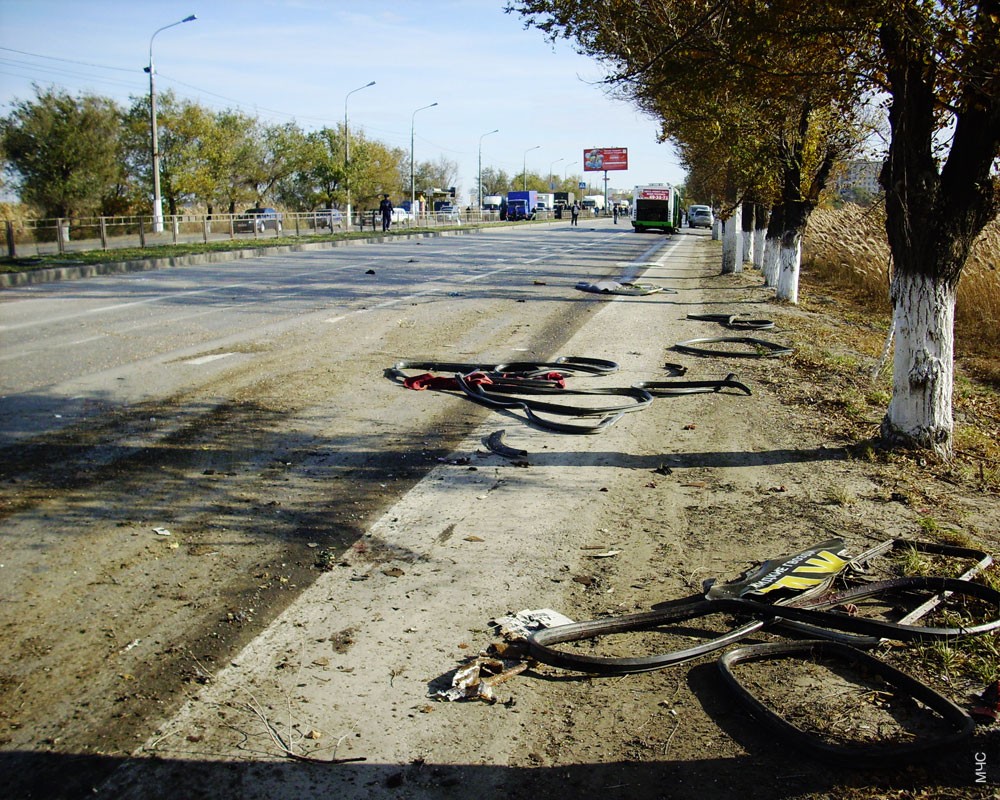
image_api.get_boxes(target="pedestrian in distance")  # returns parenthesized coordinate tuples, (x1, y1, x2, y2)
(613, 205, 619, 224)
(379, 194, 393, 232)
(570, 202, 580, 226)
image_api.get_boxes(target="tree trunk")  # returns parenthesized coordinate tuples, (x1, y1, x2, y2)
(774, 232, 802, 304)
(762, 204, 783, 286)
(773, 198, 810, 303)
(752, 203, 768, 269)
(741, 201, 754, 266)
(880, 270, 955, 457)
(876, 11, 999, 458)
(721, 204, 743, 274)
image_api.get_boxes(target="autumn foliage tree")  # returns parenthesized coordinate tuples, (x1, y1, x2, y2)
(1, 86, 123, 218)
(511, 0, 999, 458)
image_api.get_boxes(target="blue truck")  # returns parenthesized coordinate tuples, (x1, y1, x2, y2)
(506, 190, 537, 221)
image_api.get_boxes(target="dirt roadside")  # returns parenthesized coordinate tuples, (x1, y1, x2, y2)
(100, 234, 997, 799)
(3, 229, 998, 799)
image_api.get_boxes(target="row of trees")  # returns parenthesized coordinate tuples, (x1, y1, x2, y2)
(0, 86, 598, 219)
(479, 166, 588, 197)
(0, 86, 475, 219)
(511, 0, 999, 459)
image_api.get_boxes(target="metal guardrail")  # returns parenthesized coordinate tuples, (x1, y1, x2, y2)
(2, 209, 516, 259)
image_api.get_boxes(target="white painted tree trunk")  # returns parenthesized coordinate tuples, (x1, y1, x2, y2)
(753, 222, 767, 269)
(762, 235, 780, 286)
(721, 206, 743, 274)
(742, 226, 754, 267)
(882, 270, 956, 458)
(774, 237, 801, 303)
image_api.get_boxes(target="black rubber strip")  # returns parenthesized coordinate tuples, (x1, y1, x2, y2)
(553, 356, 621, 374)
(527, 596, 765, 674)
(734, 576, 1000, 641)
(633, 372, 752, 396)
(391, 357, 620, 378)
(718, 640, 975, 766)
(483, 430, 528, 459)
(687, 313, 775, 330)
(492, 357, 620, 376)
(777, 539, 995, 647)
(455, 375, 627, 434)
(455, 374, 654, 418)
(686, 313, 737, 324)
(673, 337, 793, 358)
(522, 408, 624, 434)
(527, 575, 1000, 674)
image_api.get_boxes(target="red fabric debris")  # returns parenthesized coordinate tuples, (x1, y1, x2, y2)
(404, 372, 494, 391)
(404, 371, 567, 391)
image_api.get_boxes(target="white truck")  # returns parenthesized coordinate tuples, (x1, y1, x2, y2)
(534, 192, 555, 212)
(581, 195, 607, 214)
(482, 195, 503, 212)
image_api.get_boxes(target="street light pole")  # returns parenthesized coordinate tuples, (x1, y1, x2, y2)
(147, 14, 196, 233)
(478, 128, 498, 212)
(522, 145, 540, 192)
(410, 102, 438, 214)
(548, 158, 564, 190)
(344, 80, 375, 227)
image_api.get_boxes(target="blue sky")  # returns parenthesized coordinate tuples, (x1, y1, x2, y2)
(0, 0, 685, 202)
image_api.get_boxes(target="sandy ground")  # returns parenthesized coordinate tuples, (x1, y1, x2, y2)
(3, 228, 997, 799)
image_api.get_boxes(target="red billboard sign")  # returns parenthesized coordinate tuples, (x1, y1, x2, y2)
(583, 147, 628, 172)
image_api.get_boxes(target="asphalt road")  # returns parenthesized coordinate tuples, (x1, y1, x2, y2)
(0, 218, 681, 799)
(0, 220, 664, 444)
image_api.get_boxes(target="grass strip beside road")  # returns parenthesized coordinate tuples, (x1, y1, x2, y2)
(0, 220, 530, 274)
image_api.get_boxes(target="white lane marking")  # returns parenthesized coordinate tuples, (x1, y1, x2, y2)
(184, 352, 236, 365)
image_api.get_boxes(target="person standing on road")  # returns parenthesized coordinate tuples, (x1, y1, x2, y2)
(570, 202, 580, 226)
(379, 194, 393, 232)
(613, 205, 619, 224)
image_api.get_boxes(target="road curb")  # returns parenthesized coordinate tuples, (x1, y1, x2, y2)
(0, 225, 491, 288)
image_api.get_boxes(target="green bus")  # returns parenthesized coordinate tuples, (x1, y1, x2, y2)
(631, 184, 679, 233)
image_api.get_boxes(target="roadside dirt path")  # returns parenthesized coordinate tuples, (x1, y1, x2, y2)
(3, 228, 997, 799)
(102, 234, 1000, 799)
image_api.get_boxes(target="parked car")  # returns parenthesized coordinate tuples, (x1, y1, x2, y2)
(437, 205, 461, 223)
(308, 208, 344, 229)
(688, 206, 714, 229)
(235, 207, 283, 233)
(390, 207, 415, 224)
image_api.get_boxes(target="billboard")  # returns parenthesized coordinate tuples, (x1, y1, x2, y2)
(636, 186, 672, 200)
(583, 147, 628, 172)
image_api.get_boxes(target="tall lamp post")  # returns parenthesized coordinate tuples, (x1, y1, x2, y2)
(478, 128, 499, 211)
(147, 14, 197, 233)
(410, 102, 438, 213)
(548, 158, 564, 190)
(344, 80, 375, 227)
(522, 145, 540, 191)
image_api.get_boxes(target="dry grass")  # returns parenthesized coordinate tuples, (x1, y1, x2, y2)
(802, 203, 1000, 383)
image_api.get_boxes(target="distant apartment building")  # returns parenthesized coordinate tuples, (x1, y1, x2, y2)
(835, 159, 882, 200)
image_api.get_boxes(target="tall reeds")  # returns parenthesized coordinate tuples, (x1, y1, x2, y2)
(802, 203, 1000, 366)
